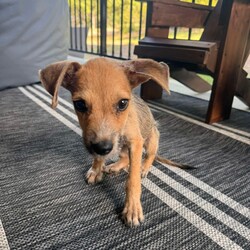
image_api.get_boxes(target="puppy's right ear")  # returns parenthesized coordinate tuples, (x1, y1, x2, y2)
(120, 59, 170, 94)
(39, 61, 81, 109)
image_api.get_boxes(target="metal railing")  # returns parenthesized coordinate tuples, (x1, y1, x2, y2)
(68, 0, 218, 60)
(69, 0, 147, 60)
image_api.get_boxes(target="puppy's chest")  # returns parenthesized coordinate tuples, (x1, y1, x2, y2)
(118, 135, 129, 148)
(117, 135, 129, 153)
(106, 135, 129, 161)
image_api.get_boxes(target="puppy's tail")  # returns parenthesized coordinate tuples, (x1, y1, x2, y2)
(155, 155, 195, 170)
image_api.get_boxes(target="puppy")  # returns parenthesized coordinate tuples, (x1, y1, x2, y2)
(40, 58, 190, 226)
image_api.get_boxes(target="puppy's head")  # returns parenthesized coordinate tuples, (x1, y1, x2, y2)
(39, 58, 170, 157)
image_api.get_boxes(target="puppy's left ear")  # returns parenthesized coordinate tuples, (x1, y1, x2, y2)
(121, 59, 170, 94)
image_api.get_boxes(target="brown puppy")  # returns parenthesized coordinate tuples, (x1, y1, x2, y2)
(40, 58, 189, 226)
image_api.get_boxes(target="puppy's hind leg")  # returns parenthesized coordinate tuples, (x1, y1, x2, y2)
(104, 146, 130, 175)
(86, 158, 105, 184)
(141, 127, 159, 178)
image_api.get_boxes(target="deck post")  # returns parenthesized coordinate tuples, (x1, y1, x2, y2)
(206, 0, 250, 123)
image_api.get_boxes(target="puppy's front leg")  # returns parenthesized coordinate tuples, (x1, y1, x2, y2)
(123, 137, 144, 226)
(86, 157, 104, 184)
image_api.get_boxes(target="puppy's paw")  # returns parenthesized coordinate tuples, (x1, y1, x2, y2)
(103, 163, 129, 175)
(86, 168, 103, 184)
(141, 169, 149, 178)
(103, 163, 120, 175)
(141, 166, 152, 178)
(122, 200, 144, 227)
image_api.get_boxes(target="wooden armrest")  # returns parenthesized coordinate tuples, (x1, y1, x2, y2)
(136, 0, 214, 11)
(135, 37, 218, 72)
(139, 37, 217, 51)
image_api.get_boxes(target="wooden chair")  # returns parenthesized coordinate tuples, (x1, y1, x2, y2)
(134, 0, 250, 123)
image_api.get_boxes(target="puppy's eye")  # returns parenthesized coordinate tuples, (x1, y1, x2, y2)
(117, 99, 129, 111)
(73, 100, 88, 113)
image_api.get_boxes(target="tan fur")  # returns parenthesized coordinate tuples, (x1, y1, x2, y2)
(40, 57, 189, 227)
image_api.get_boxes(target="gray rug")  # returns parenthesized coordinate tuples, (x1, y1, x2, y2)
(0, 84, 249, 250)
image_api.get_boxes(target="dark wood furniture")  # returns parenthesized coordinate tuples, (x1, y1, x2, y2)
(134, 0, 250, 123)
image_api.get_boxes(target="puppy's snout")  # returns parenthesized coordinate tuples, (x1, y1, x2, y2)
(91, 140, 113, 155)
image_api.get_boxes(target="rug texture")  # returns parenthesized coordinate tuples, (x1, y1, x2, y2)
(0, 84, 249, 250)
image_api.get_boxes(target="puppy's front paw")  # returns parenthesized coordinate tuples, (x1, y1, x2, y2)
(141, 164, 152, 178)
(86, 168, 103, 184)
(103, 162, 129, 175)
(141, 169, 150, 178)
(122, 200, 144, 227)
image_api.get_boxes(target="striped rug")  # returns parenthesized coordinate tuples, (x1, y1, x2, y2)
(0, 84, 249, 250)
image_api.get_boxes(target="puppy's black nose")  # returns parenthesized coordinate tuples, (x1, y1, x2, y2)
(91, 141, 113, 155)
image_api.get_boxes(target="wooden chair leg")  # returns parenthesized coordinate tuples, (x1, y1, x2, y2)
(236, 70, 250, 107)
(140, 80, 163, 100)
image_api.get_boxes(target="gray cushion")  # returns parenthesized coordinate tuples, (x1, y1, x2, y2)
(0, 0, 69, 90)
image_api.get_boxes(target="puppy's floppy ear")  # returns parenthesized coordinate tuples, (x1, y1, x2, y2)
(39, 61, 81, 109)
(120, 59, 170, 94)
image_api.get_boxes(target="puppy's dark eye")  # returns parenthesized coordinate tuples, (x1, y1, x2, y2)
(117, 99, 129, 111)
(73, 100, 88, 113)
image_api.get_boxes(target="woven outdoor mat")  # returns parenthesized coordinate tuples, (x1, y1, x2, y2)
(0, 85, 249, 250)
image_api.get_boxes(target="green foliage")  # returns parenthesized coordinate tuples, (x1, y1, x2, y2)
(69, 0, 146, 33)
(106, 0, 146, 33)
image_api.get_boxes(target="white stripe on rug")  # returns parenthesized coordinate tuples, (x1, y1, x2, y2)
(151, 166, 250, 240)
(148, 103, 250, 145)
(0, 220, 10, 250)
(143, 178, 243, 250)
(33, 84, 74, 110)
(214, 123, 250, 138)
(148, 101, 250, 139)
(26, 86, 78, 121)
(157, 161, 250, 219)
(19, 87, 81, 136)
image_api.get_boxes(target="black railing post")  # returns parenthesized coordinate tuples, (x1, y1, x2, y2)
(100, 0, 107, 56)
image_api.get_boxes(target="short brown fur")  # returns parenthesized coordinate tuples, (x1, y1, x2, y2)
(40, 57, 190, 227)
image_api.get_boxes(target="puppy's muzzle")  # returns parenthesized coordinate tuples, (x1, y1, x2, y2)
(91, 140, 113, 156)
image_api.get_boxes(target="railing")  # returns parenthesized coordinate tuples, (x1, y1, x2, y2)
(68, 0, 217, 60)
(69, 0, 147, 60)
